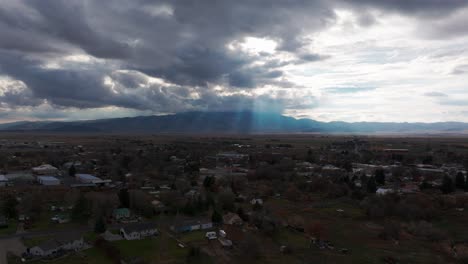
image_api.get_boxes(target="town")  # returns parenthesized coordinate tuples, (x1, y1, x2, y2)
(0, 134, 467, 264)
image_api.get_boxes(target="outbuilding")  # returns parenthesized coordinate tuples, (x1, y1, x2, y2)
(75, 174, 102, 184)
(37, 176, 60, 186)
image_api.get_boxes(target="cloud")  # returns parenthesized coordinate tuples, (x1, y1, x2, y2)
(0, 0, 468, 122)
(424, 92, 448, 97)
(325, 87, 376, 94)
(452, 64, 468, 75)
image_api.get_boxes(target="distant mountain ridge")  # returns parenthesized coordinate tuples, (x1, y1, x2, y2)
(1, 111, 468, 134)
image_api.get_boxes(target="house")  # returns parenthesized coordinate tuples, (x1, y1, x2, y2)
(29, 240, 61, 257)
(32, 164, 59, 175)
(170, 218, 213, 233)
(0, 174, 8, 187)
(376, 188, 394, 195)
(223, 213, 243, 226)
(113, 208, 131, 220)
(28, 233, 84, 257)
(62, 161, 82, 169)
(120, 222, 158, 240)
(75, 174, 103, 184)
(400, 183, 420, 194)
(55, 233, 84, 250)
(37, 176, 61, 186)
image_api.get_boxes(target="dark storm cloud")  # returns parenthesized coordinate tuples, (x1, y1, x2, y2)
(341, 0, 468, 16)
(0, 0, 468, 116)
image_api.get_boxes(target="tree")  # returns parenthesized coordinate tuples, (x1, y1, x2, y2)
(375, 168, 385, 185)
(211, 210, 222, 224)
(71, 193, 88, 223)
(2, 194, 18, 219)
(203, 176, 215, 189)
(218, 189, 235, 211)
(94, 216, 106, 234)
(118, 189, 130, 208)
(237, 207, 249, 221)
(465, 177, 468, 192)
(68, 164, 76, 177)
(441, 175, 455, 194)
(455, 172, 465, 189)
(367, 177, 377, 194)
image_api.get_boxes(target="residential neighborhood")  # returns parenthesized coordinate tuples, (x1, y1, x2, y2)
(0, 134, 468, 263)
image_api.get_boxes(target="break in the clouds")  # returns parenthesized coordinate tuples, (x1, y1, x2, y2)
(1, 0, 468, 123)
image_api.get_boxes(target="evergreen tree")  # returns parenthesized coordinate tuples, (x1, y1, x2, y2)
(68, 164, 76, 177)
(211, 210, 222, 224)
(2, 194, 18, 219)
(441, 175, 455, 194)
(203, 176, 215, 189)
(375, 168, 386, 185)
(455, 172, 465, 189)
(118, 189, 130, 208)
(465, 178, 468, 192)
(71, 193, 88, 223)
(366, 177, 377, 194)
(94, 216, 106, 234)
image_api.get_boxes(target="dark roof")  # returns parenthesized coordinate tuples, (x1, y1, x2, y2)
(122, 222, 157, 234)
(35, 240, 60, 252)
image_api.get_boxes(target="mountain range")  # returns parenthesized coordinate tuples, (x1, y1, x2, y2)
(1, 111, 468, 134)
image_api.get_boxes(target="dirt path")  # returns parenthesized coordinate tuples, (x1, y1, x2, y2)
(0, 238, 26, 264)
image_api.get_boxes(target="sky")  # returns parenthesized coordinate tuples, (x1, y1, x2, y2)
(1, 0, 468, 123)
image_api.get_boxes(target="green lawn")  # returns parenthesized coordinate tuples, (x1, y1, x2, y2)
(180, 230, 206, 244)
(274, 229, 309, 249)
(114, 233, 189, 263)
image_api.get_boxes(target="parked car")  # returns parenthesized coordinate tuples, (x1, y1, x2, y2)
(205, 231, 217, 240)
(219, 230, 227, 238)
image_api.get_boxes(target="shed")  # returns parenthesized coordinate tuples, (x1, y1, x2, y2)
(75, 174, 102, 184)
(37, 176, 60, 186)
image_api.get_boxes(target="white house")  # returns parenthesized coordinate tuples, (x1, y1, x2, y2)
(28, 233, 83, 257)
(376, 188, 394, 195)
(32, 164, 59, 175)
(56, 233, 84, 250)
(29, 240, 61, 257)
(120, 223, 158, 240)
(37, 176, 61, 186)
